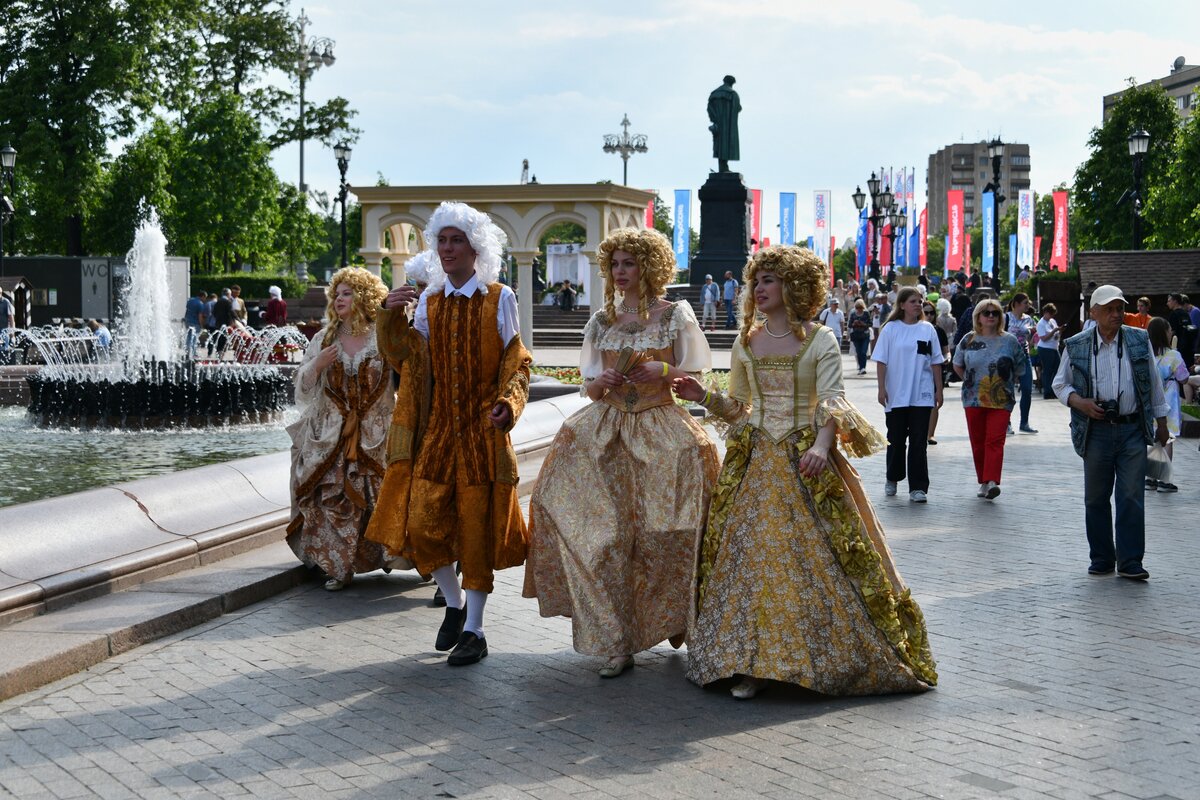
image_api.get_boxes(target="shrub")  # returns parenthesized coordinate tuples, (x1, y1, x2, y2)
(190, 273, 310, 300)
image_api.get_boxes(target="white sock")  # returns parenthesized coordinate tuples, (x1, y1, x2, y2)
(464, 589, 488, 637)
(431, 564, 463, 610)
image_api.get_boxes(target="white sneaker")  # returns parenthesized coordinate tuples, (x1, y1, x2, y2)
(984, 481, 1001, 500)
(910, 490, 927, 503)
(885, 481, 898, 496)
(977, 483, 987, 498)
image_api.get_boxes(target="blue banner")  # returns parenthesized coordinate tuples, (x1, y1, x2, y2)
(896, 211, 907, 267)
(981, 192, 995, 275)
(908, 222, 920, 267)
(855, 208, 868, 271)
(944, 235, 950, 278)
(673, 190, 690, 267)
(1009, 233, 1017, 284)
(779, 192, 796, 245)
(807, 236, 814, 250)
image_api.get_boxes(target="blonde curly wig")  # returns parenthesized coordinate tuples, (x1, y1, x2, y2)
(738, 245, 828, 343)
(598, 228, 678, 322)
(322, 267, 389, 346)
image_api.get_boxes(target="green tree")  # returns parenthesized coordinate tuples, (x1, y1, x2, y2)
(275, 183, 327, 274)
(89, 118, 183, 256)
(172, 92, 280, 271)
(832, 246, 857, 284)
(1145, 93, 1200, 248)
(1073, 80, 1177, 251)
(0, 0, 190, 254)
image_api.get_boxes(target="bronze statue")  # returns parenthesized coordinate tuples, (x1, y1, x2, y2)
(707, 75, 741, 172)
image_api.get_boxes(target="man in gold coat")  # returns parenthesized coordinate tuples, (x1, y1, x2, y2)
(365, 201, 532, 666)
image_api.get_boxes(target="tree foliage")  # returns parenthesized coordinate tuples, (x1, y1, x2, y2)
(1073, 80, 1177, 251)
(1144, 94, 1200, 248)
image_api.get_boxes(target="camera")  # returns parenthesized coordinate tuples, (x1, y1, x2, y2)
(1098, 399, 1120, 422)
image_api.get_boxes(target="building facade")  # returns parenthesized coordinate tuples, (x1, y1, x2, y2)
(1103, 57, 1200, 121)
(926, 141, 1031, 239)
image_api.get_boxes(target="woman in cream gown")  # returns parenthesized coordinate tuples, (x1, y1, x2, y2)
(525, 228, 720, 678)
(287, 267, 394, 591)
(674, 246, 937, 699)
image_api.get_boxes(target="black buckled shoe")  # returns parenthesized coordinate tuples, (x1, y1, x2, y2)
(435, 606, 466, 651)
(447, 632, 488, 666)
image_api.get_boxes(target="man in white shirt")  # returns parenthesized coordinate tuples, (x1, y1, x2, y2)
(1051, 285, 1169, 581)
(818, 298, 845, 344)
(700, 274, 719, 331)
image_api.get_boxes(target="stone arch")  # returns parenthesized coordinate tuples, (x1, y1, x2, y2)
(527, 210, 590, 251)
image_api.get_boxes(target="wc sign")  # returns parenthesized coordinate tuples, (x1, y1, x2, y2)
(81, 258, 112, 319)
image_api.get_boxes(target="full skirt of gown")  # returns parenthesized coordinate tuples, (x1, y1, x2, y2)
(524, 400, 720, 656)
(686, 424, 937, 695)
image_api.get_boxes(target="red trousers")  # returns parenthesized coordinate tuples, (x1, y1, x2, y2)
(964, 407, 1011, 484)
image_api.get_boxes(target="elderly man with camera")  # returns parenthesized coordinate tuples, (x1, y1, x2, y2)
(1051, 285, 1169, 581)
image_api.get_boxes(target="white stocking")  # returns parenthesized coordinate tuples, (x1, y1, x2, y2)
(431, 564, 463, 610)
(464, 589, 488, 637)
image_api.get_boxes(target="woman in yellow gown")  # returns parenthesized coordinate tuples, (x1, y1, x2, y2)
(524, 228, 720, 678)
(673, 246, 937, 699)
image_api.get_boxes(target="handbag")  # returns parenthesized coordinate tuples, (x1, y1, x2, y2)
(1146, 443, 1172, 483)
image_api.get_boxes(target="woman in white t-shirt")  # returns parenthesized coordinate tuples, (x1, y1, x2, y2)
(1035, 303, 1062, 400)
(871, 287, 945, 503)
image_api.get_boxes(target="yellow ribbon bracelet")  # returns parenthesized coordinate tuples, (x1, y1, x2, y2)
(661, 361, 669, 377)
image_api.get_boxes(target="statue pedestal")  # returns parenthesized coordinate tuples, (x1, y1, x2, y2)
(690, 171, 751, 284)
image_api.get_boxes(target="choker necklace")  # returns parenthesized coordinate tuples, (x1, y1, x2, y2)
(618, 302, 641, 314)
(762, 321, 792, 338)
(337, 322, 353, 336)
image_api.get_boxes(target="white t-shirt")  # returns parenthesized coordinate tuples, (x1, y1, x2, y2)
(1035, 317, 1061, 350)
(819, 307, 845, 340)
(870, 319, 944, 411)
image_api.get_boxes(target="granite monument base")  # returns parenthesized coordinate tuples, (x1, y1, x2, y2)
(690, 171, 751, 284)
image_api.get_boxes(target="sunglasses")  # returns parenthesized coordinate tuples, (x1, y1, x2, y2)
(980, 309, 1000, 317)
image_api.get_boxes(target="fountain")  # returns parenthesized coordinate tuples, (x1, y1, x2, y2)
(19, 212, 310, 429)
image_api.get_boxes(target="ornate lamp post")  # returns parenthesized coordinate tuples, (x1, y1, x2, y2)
(602, 114, 648, 186)
(294, 9, 335, 197)
(982, 137, 1006, 276)
(334, 141, 352, 268)
(852, 172, 892, 282)
(1128, 128, 1150, 250)
(0, 144, 15, 279)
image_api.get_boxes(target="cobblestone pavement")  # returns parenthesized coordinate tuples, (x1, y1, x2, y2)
(2, 355, 1199, 800)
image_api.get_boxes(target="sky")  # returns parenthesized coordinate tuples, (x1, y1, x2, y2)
(275, 0, 1198, 246)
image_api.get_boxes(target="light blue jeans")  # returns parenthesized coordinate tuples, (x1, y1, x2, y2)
(1082, 421, 1147, 570)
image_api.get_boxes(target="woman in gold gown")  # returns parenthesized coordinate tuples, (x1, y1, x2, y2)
(287, 267, 394, 591)
(524, 228, 720, 678)
(673, 246, 937, 699)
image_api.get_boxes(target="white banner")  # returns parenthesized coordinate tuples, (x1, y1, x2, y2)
(546, 243, 587, 286)
(1016, 190, 1034, 269)
(813, 190, 831, 264)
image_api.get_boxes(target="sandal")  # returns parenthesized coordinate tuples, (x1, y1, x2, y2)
(323, 578, 348, 592)
(598, 655, 634, 678)
(730, 677, 767, 700)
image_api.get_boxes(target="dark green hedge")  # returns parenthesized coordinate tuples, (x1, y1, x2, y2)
(189, 273, 311, 300)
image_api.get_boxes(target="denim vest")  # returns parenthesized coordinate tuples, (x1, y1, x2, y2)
(1063, 325, 1154, 457)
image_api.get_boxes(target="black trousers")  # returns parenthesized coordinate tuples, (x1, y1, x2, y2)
(885, 406, 932, 492)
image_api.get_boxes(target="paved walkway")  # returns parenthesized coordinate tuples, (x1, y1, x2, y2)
(3, 353, 1199, 799)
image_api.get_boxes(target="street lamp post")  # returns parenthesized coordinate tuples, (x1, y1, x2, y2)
(851, 172, 893, 282)
(334, 141, 352, 268)
(0, 145, 16, 279)
(293, 8, 335, 279)
(884, 207, 906, 282)
(982, 137, 1006, 278)
(1127, 128, 1150, 250)
(602, 114, 648, 186)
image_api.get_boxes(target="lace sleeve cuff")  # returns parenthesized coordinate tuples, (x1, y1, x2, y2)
(701, 388, 750, 427)
(815, 395, 885, 457)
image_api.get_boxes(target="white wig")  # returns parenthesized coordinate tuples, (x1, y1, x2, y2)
(936, 297, 951, 314)
(423, 201, 507, 295)
(404, 249, 438, 286)
(268, 285, 282, 299)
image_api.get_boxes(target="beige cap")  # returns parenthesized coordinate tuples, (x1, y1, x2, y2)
(1090, 285, 1126, 308)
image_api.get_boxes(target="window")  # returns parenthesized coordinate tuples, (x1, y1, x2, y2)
(1009, 155, 1030, 166)
(979, 156, 989, 165)
(965, 213, 975, 225)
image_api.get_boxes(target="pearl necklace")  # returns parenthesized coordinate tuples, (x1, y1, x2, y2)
(337, 322, 354, 336)
(762, 321, 792, 338)
(619, 302, 641, 314)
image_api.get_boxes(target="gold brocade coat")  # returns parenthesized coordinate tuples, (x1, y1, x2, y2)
(363, 287, 532, 585)
(687, 327, 937, 695)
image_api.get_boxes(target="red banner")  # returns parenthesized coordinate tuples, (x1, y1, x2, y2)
(1050, 190, 1069, 271)
(880, 225, 893, 267)
(946, 191, 964, 271)
(645, 199, 654, 228)
(1034, 236, 1042, 268)
(829, 235, 836, 287)
(965, 235, 972, 275)
(918, 208, 928, 268)
(750, 189, 763, 251)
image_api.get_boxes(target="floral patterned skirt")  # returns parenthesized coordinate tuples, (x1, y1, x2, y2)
(686, 425, 937, 695)
(524, 401, 720, 656)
